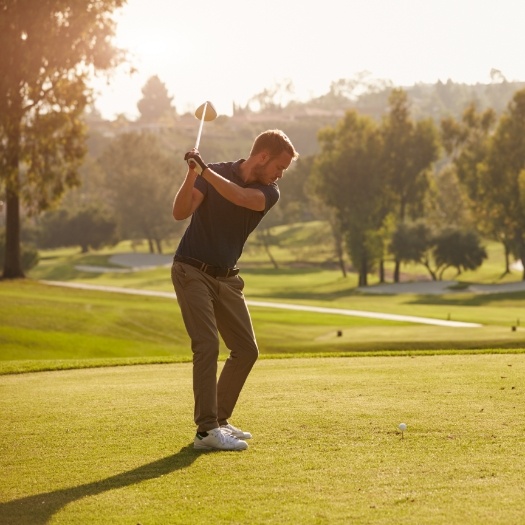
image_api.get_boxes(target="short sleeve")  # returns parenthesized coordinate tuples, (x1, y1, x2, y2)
(259, 183, 280, 214)
(194, 175, 208, 195)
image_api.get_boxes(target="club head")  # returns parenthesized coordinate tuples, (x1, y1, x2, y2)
(194, 101, 217, 122)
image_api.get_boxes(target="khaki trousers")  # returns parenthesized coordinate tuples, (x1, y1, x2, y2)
(171, 261, 259, 433)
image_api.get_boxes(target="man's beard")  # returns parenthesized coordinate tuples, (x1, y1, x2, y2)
(252, 160, 272, 184)
(252, 164, 266, 182)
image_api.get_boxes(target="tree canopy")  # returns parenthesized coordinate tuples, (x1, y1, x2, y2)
(99, 132, 178, 254)
(137, 75, 175, 122)
(0, 0, 125, 278)
(442, 90, 525, 279)
(482, 89, 525, 278)
(311, 89, 440, 285)
(381, 89, 440, 281)
(312, 110, 385, 286)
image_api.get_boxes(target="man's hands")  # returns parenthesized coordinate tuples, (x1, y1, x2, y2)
(184, 149, 208, 175)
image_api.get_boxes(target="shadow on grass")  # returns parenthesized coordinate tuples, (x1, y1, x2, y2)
(0, 444, 199, 525)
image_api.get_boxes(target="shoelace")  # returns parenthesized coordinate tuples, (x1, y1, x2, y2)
(219, 430, 240, 445)
(222, 425, 242, 435)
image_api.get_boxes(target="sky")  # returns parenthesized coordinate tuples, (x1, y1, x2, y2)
(92, 0, 525, 119)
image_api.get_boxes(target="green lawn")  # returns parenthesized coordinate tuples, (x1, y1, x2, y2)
(3, 233, 525, 374)
(2, 278, 525, 374)
(1, 355, 524, 524)
(1, 234, 525, 523)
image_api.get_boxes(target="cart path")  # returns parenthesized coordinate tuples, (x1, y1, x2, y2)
(41, 280, 482, 328)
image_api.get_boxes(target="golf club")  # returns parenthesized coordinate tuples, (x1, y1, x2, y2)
(187, 101, 217, 171)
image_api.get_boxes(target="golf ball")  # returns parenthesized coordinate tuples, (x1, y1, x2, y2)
(398, 423, 407, 431)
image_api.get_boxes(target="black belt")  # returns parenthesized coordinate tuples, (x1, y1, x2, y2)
(174, 255, 239, 278)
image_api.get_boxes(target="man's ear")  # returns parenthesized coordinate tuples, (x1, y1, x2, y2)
(258, 150, 271, 163)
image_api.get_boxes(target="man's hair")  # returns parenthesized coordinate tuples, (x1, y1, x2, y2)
(250, 129, 299, 160)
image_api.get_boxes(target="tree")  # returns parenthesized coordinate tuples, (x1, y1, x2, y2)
(442, 93, 525, 279)
(99, 132, 177, 253)
(0, 0, 125, 278)
(38, 206, 117, 253)
(312, 110, 385, 286)
(0, 229, 39, 272)
(481, 89, 525, 279)
(137, 75, 175, 122)
(381, 89, 440, 282)
(278, 155, 319, 223)
(246, 80, 295, 112)
(426, 166, 473, 230)
(440, 104, 504, 256)
(390, 222, 487, 281)
(432, 229, 487, 279)
(390, 221, 436, 279)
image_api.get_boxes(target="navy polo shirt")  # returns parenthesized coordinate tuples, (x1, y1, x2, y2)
(175, 159, 280, 268)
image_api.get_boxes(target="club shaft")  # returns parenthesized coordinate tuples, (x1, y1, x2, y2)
(194, 102, 208, 149)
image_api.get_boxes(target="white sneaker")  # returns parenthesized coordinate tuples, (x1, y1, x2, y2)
(194, 428, 248, 451)
(221, 423, 252, 440)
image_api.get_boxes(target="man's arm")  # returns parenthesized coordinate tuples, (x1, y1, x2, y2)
(172, 169, 204, 220)
(201, 167, 265, 212)
(185, 150, 266, 212)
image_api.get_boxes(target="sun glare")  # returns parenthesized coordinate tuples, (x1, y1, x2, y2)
(93, 0, 525, 120)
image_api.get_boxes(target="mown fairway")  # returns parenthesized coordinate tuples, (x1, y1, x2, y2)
(2, 278, 525, 375)
(1, 355, 524, 524)
(2, 239, 525, 523)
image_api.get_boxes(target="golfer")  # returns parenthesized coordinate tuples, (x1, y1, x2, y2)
(171, 129, 298, 451)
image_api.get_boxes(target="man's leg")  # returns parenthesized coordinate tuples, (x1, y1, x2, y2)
(214, 274, 259, 425)
(171, 262, 221, 433)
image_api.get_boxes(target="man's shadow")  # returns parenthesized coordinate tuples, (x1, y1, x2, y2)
(0, 444, 199, 525)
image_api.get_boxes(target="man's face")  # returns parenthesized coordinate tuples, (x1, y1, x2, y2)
(253, 150, 293, 185)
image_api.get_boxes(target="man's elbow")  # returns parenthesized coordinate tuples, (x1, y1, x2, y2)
(173, 208, 189, 221)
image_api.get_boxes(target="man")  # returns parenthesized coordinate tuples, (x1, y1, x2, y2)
(171, 129, 299, 451)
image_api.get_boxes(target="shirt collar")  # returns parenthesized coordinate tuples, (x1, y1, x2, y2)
(231, 159, 246, 184)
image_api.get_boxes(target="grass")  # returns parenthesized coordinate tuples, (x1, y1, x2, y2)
(2, 278, 525, 375)
(1, 355, 524, 524)
(0, 280, 189, 373)
(2, 228, 525, 375)
(2, 228, 525, 523)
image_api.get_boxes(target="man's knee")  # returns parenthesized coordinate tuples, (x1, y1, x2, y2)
(234, 343, 259, 365)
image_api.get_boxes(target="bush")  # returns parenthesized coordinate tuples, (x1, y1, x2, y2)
(37, 206, 118, 253)
(0, 230, 40, 272)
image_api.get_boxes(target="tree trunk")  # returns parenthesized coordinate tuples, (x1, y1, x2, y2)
(2, 188, 24, 279)
(338, 255, 347, 278)
(423, 262, 437, 281)
(335, 240, 346, 277)
(147, 238, 154, 253)
(332, 226, 346, 277)
(503, 241, 511, 275)
(262, 237, 278, 269)
(2, 113, 24, 279)
(259, 228, 279, 269)
(155, 238, 163, 254)
(2, 104, 25, 279)
(358, 255, 368, 286)
(379, 259, 385, 283)
(393, 258, 401, 283)
(394, 202, 406, 283)
(518, 241, 525, 281)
